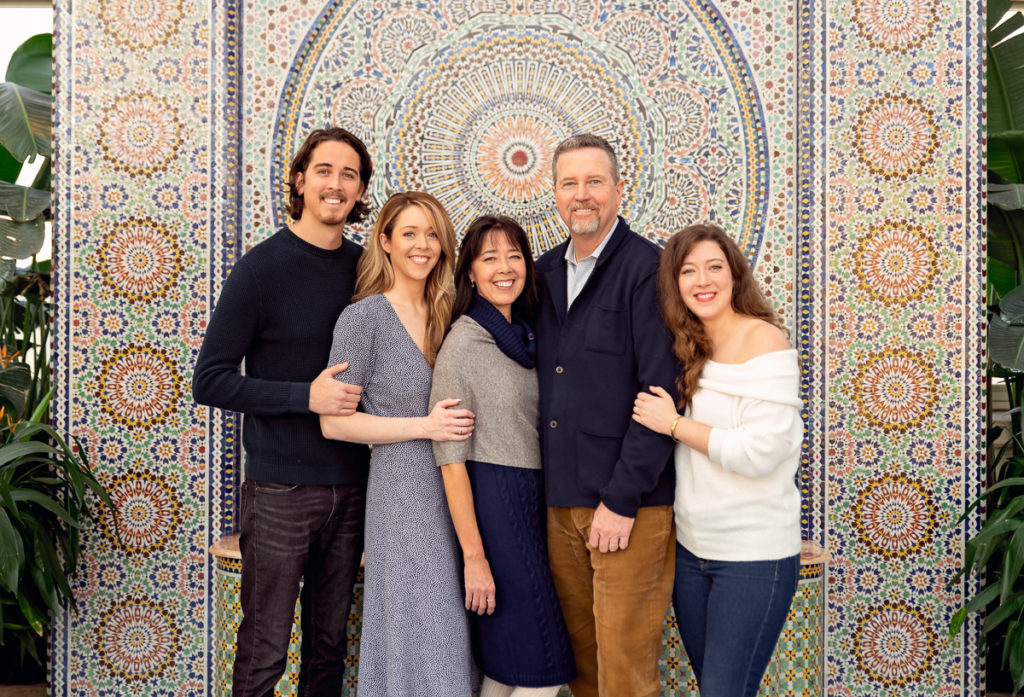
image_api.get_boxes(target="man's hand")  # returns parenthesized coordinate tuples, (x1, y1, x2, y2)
(309, 363, 363, 416)
(588, 502, 635, 553)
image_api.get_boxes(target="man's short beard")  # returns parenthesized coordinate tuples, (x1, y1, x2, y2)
(318, 209, 348, 225)
(569, 210, 600, 236)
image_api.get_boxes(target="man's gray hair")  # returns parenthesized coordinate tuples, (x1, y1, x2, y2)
(551, 134, 620, 184)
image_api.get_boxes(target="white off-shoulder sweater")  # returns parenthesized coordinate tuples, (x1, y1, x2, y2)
(674, 348, 803, 561)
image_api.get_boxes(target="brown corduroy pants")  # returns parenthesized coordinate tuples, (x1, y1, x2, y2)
(546, 505, 675, 697)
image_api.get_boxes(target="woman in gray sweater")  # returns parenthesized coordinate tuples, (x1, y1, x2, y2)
(431, 216, 575, 697)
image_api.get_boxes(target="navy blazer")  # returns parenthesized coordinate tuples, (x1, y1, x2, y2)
(536, 218, 679, 517)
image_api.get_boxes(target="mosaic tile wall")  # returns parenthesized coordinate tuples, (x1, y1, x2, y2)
(49, 0, 984, 694)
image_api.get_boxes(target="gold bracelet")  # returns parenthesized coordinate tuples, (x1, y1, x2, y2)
(670, 415, 683, 441)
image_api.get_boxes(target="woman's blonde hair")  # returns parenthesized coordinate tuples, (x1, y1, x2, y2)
(658, 224, 784, 410)
(354, 191, 455, 366)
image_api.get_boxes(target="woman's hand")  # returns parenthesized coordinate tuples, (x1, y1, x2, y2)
(424, 398, 475, 441)
(633, 386, 680, 437)
(464, 556, 496, 615)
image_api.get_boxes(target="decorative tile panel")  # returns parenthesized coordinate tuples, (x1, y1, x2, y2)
(51, 0, 984, 694)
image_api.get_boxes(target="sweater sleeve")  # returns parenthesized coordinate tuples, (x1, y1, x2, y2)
(430, 324, 476, 467)
(598, 269, 679, 517)
(192, 259, 311, 415)
(706, 397, 803, 478)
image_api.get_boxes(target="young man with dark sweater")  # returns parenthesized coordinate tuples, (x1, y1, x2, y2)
(193, 128, 372, 697)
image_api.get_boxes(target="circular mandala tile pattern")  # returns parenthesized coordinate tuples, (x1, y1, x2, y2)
(853, 602, 936, 686)
(384, 28, 657, 250)
(98, 217, 183, 303)
(599, 12, 670, 77)
(852, 93, 938, 180)
(328, 78, 388, 148)
(655, 166, 710, 232)
(99, 469, 182, 555)
(851, 348, 937, 432)
(853, 474, 935, 557)
(99, 0, 183, 50)
(272, 0, 768, 258)
(475, 113, 558, 204)
(99, 93, 182, 176)
(96, 595, 180, 681)
(521, 0, 599, 28)
(98, 344, 183, 429)
(852, 0, 939, 53)
(654, 83, 711, 156)
(371, 10, 441, 76)
(853, 220, 937, 305)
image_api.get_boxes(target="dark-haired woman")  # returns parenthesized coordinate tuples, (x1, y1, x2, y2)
(430, 216, 575, 697)
(631, 224, 802, 697)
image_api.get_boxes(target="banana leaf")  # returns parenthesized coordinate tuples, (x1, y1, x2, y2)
(991, 315, 1024, 371)
(29, 156, 48, 193)
(1001, 284, 1024, 325)
(0, 182, 48, 222)
(5, 35, 52, 96)
(0, 146, 20, 185)
(991, 257, 1017, 303)
(991, 182, 1024, 210)
(0, 83, 50, 163)
(0, 217, 45, 259)
(989, 206, 1024, 283)
(989, 0, 1024, 181)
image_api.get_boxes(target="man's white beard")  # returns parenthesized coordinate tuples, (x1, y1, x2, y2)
(569, 210, 600, 236)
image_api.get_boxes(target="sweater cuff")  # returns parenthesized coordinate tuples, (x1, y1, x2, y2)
(707, 427, 726, 466)
(433, 439, 469, 468)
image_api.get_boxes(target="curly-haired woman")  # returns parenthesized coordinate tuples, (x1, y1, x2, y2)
(631, 224, 802, 697)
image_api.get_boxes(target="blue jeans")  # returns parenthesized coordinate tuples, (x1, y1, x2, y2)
(234, 479, 365, 697)
(672, 543, 798, 697)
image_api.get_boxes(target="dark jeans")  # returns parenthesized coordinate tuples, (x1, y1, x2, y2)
(234, 479, 365, 697)
(672, 543, 798, 697)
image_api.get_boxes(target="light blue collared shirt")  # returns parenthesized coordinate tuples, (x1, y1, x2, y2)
(565, 219, 620, 308)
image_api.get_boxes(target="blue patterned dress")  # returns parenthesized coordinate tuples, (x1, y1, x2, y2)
(327, 294, 474, 697)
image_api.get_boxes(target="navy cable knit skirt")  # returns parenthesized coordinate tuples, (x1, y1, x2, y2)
(467, 460, 576, 687)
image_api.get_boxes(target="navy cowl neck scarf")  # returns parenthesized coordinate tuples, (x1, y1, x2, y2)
(465, 294, 536, 369)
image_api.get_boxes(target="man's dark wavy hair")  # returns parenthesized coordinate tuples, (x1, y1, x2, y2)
(287, 127, 373, 223)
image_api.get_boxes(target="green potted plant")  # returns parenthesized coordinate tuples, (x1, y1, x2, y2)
(0, 33, 114, 682)
(948, 0, 1024, 692)
(0, 388, 116, 672)
(0, 32, 52, 280)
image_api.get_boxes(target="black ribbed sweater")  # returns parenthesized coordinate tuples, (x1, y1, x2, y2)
(192, 227, 370, 484)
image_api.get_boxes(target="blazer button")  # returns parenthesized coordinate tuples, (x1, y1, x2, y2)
(555, 365, 564, 374)
(549, 420, 558, 428)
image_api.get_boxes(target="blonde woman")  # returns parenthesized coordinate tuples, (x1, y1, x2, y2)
(320, 192, 476, 696)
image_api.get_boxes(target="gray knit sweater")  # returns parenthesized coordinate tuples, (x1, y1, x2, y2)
(430, 315, 541, 470)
